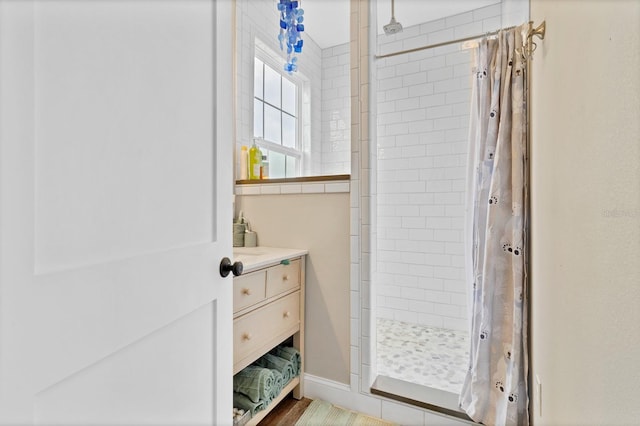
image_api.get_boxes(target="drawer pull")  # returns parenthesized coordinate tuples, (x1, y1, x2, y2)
(283, 311, 290, 319)
(282, 275, 289, 282)
(242, 288, 252, 296)
(242, 333, 252, 341)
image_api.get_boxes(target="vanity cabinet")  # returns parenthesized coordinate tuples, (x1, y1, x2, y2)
(233, 248, 306, 426)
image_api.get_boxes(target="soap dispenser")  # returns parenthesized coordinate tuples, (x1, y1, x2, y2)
(249, 139, 263, 180)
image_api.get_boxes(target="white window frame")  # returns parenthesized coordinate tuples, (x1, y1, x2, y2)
(253, 43, 305, 178)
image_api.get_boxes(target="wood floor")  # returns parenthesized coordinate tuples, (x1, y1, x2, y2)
(257, 393, 313, 426)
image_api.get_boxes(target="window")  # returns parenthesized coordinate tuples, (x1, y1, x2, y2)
(253, 57, 301, 178)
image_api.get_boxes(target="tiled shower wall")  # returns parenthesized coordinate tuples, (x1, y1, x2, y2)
(375, 4, 502, 332)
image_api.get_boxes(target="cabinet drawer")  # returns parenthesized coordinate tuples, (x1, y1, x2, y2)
(234, 291, 300, 365)
(233, 270, 266, 313)
(266, 259, 301, 298)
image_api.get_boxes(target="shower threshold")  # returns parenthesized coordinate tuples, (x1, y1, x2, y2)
(371, 375, 472, 423)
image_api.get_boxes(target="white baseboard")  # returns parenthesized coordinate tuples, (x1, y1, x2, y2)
(303, 373, 351, 393)
(303, 373, 382, 419)
(302, 373, 355, 409)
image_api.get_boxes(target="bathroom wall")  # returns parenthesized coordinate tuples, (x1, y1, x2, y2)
(235, 0, 350, 177)
(234, 188, 351, 385)
(305, 3, 470, 424)
(321, 42, 351, 175)
(530, 0, 640, 424)
(305, 1, 553, 425)
(235, 0, 322, 176)
(233, 0, 353, 387)
(375, 3, 502, 331)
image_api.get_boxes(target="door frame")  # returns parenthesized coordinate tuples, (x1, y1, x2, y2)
(213, 0, 235, 422)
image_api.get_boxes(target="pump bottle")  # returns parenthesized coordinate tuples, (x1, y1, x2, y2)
(249, 139, 262, 180)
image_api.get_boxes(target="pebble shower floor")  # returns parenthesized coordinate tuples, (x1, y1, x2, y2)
(376, 318, 470, 395)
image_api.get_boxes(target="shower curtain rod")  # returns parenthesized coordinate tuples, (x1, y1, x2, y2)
(374, 21, 546, 59)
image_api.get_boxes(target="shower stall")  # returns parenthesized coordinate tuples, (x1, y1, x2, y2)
(371, 0, 529, 399)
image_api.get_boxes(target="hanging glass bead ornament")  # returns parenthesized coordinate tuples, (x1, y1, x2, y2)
(277, 0, 304, 74)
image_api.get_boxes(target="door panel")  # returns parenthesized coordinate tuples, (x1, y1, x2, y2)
(34, 303, 216, 425)
(30, 246, 220, 393)
(0, 1, 233, 424)
(33, 0, 215, 273)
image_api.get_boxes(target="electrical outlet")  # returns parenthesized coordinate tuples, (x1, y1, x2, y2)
(536, 374, 542, 417)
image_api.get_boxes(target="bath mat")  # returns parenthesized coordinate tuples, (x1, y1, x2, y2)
(295, 399, 397, 426)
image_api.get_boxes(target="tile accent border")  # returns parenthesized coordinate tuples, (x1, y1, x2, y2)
(235, 180, 350, 195)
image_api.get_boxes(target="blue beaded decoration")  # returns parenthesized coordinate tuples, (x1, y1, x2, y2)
(277, 0, 304, 73)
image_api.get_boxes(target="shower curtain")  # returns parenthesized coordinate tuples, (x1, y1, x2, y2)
(460, 25, 529, 426)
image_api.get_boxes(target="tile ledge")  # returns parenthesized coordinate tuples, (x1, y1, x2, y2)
(236, 177, 350, 195)
(236, 174, 350, 185)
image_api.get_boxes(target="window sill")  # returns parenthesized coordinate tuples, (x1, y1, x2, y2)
(235, 174, 350, 195)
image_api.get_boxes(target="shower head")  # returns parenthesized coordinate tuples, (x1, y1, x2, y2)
(383, 16, 403, 35)
(383, 0, 403, 35)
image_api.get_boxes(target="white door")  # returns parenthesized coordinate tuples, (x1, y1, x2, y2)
(0, 1, 233, 424)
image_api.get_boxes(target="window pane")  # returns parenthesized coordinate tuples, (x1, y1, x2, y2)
(264, 104, 281, 144)
(264, 64, 281, 107)
(282, 77, 296, 115)
(286, 156, 298, 178)
(268, 150, 286, 179)
(254, 58, 263, 99)
(282, 114, 296, 149)
(253, 100, 263, 138)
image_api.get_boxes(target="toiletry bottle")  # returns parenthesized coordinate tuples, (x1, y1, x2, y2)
(249, 139, 262, 180)
(240, 146, 248, 180)
(260, 155, 269, 179)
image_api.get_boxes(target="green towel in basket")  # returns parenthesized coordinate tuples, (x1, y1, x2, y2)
(270, 369, 284, 401)
(273, 346, 301, 376)
(254, 353, 295, 386)
(233, 366, 275, 403)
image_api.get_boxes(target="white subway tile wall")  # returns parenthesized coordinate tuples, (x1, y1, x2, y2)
(235, 180, 350, 196)
(235, 0, 350, 179)
(375, 3, 501, 332)
(235, 0, 319, 177)
(321, 43, 352, 175)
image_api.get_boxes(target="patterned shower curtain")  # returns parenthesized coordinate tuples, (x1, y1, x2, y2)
(460, 24, 529, 426)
